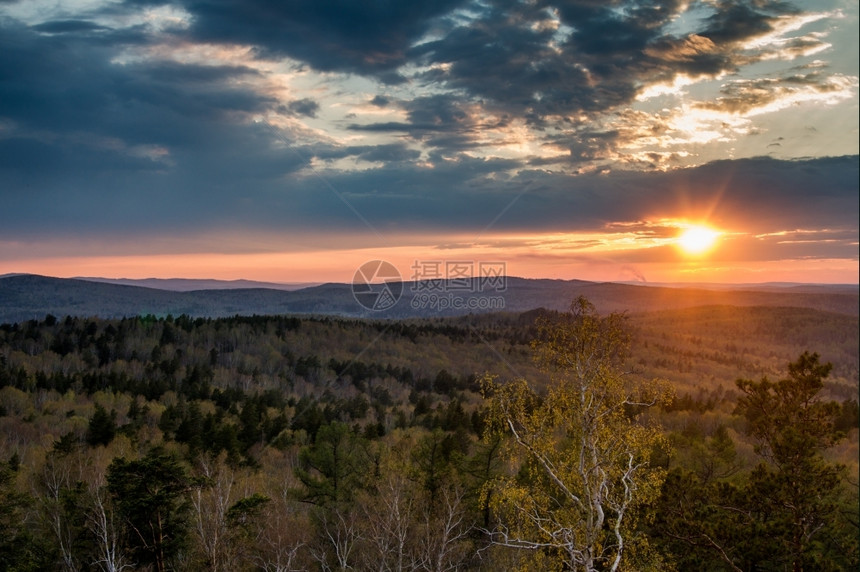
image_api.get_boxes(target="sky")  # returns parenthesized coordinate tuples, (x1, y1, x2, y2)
(0, 0, 857, 285)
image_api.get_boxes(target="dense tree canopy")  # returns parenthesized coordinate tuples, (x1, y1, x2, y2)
(0, 308, 855, 570)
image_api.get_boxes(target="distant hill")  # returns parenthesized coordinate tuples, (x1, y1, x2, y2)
(72, 277, 320, 292)
(0, 274, 857, 323)
(617, 281, 859, 295)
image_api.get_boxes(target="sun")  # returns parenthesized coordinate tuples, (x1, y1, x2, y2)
(677, 225, 721, 255)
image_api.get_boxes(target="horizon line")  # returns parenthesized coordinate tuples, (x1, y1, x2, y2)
(2, 272, 858, 289)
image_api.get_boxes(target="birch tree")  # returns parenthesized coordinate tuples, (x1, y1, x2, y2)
(417, 482, 473, 572)
(190, 454, 235, 571)
(359, 473, 418, 572)
(38, 446, 86, 572)
(86, 472, 132, 572)
(482, 297, 670, 571)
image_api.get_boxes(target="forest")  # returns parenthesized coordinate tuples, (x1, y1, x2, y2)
(0, 300, 857, 571)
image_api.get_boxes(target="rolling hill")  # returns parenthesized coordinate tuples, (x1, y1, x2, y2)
(1, 274, 857, 323)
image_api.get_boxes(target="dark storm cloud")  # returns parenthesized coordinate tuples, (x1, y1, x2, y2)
(345, 121, 414, 133)
(562, 130, 620, 163)
(0, 19, 309, 234)
(642, 34, 728, 76)
(532, 2, 811, 118)
(609, 155, 859, 237)
(182, 153, 860, 237)
(140, 60, 261, 84)
(553, 0, 685, 54)
(409, 0, 691, 122)
(0, 136, 162, 175)
(700, 0, 792, 45)
(335, 0, 833, 166)
(349, 144, 421, 164)
(31, 20, 110, 34)
(286, 98, 320, 118)
(102, 0, 822, 135)
(370, 95, 391, 108)
(340, 154, 859, 236)
(179, 0, 465, 75)
(348, 94, 503, 152)
(412, 2, 609, 121)
(0, 22, 270, 137)
(350, 95, 476, 133)
(309, 142, 421, 164)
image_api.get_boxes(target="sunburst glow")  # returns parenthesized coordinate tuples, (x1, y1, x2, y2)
(677, 225, 721, 255)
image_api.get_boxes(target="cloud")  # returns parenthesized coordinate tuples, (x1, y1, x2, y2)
(406, 0, 822, 125)
(0, 21, 272, 136)
(699, 69, 857, 115)
(370, 95, 391, 107)
(3, 0, 851, 174)
(286, 98, 320, 118)
(182, 0, 465, 75)
(348, 144, 421, 164)
(701, 1, 787, 45)
(31, 19, 110, 34)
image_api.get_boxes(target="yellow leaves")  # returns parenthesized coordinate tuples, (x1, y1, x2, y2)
(532, 298, 632, 377)
(481, 298, 668, 570)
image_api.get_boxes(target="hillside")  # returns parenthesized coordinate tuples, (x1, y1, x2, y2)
(73, 277, 320, 291)
(1, 274, 857, 323)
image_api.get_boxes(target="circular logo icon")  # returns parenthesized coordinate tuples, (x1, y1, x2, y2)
(352, 260, 402, 311)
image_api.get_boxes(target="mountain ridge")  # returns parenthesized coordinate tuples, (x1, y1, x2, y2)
(1, 273, 857, 324)
(71, 276, 321, 292)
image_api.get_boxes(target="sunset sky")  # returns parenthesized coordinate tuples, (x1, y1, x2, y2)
(1, 0, 857, 284)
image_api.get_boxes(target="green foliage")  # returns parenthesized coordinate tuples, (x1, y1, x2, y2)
(53, 432, 81, 455)
(226, 493, 270, 529)
(652, 352, 858, 571)
(225, 492, 271, 553)
(86, 403, 117, 447)
(651, 469, 751, 571)
(0, 461, 49, 572)
(294, 422, 372, 506)
(736, 352, 852, 570)
(107, 448, 193, 572)
(410, 428, 463, 501)
(736, 351, 842, 462)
